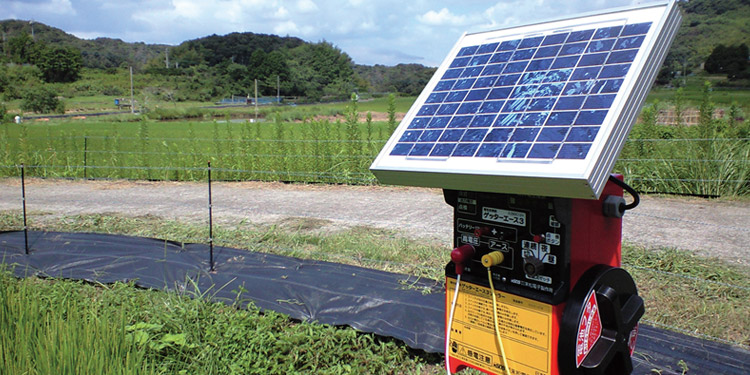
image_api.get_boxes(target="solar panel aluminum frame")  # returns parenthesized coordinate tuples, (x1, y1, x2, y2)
(370, 0, 682, 199)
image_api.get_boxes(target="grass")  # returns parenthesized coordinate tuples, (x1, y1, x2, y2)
(0, 267, 440, 375)
(1, 210, 748, 351)
(647, 75, 750, 111)
(2, 78, 749, 197)
(0, 115, 388, 184)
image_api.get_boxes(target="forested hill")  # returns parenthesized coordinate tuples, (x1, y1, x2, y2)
(0, 0, 747, 100)
(664, 0, 750, 72)
(0, 20, 166, 69)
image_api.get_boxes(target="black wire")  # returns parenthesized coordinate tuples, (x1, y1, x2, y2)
(608, 175, 640, 211)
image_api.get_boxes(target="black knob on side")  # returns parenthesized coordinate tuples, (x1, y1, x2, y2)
(523, 256, 544, 277)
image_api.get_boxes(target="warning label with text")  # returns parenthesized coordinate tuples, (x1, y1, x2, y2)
(446, 278, 552, 375)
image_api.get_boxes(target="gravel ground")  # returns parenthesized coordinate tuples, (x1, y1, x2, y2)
(1, 178, 748, 265)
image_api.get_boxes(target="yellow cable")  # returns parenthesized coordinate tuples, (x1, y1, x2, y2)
(487, 267, 512, 375)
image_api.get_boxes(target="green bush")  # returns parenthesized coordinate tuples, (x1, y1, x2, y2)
(20, 86, 63, 114)
(0, 103, 9, 123)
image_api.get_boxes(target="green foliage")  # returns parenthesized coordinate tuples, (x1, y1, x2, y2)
(0, 103, 10, 123)
(672, 87, 686, 127)
(355, 64, 436, 95)
(37, 46, 84, 83)
(20, 85, 63, 114)
(7, 31, 43, 64)
(387, 93, 397, 134)
(698, 81, 716, 138)
(704, 43, 749, 79)
(659, 0, 750, 81)
(617, 83, 749, 197)
(0, 270, 155, 375)
(0, 268, 434, 375)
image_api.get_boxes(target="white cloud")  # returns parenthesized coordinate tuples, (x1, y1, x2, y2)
(296, 0, 319, 13)
(417, 8, 467, 26)
(274, 20, 300, 35)
(0, 0, 645, 65)
(274, 6, 290, 19)
(3, 0, 76, 17)
(172, 0, 203, 19)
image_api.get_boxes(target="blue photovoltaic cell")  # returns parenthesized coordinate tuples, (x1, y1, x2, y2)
(463, 130, 489, 143)
(458, 46, 479, 56)
(528, 143, 561, 158)
(453, 143, 480, 156)
(520, 36, 544, 48)
(542, 33, 569, 45)
(474, 77, 498, 88)
(409, 143, 433, 156)
(496, 74, 522, 86)
(621, 22, 651, 36)
(502, 143, 531, 158)
(461, 66, 483, 77)
(477, 143, 506, 157)
(390, 21, 652, 160)
(538, 127, 569, 141)
(546, 111, 577, 125)
(558, 143, 591, 159)
(536, 45, 562, 58)
(467, 89, 491, 101)
(431, 143, 456, 156)
(587, 39, 615, 53)
(498, 40, 521, 51)
(505, 61, 529, 73)
(477, 43, 499, 54)
(490, 51, 513, 63)
(441, 129, 465, 141)
(443, 69, 463, 79)
(482, 64, 505, 75)
(455, 78, 476, 90)
(437, 103, 459, 115)
(488, 87, 512, 99)
(552, 56, 579, 69)
(450, 57, 471, 68)
(614, 36, 645, 50)
(470, 54, 492, 66)
(428, 116, 450, 128)
(593, 26, 622, 39)
(485, 128, 513, 142)
(449, 116, 473, 127)
(607, 50, 638, 64)
(445, 91, 468, 102)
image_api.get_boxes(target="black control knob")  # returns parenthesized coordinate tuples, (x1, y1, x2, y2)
(524, 257, 544, 277)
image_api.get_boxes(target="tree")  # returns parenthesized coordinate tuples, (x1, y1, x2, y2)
(704, 44, 749, 79)
(20, 86, 64, 114)
(37, 46, 83, 83)
(7, 32, 43, 64)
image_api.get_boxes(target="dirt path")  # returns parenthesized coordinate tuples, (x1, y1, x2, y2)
(1, 178, 748, 265)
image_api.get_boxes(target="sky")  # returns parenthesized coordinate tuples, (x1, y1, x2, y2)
(1, 0, 647, 67)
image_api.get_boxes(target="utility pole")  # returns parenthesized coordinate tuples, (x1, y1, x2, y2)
(29, 20, 34, 41)
(130, 66, 135, 114)
(254, 79, 258, 120)
(165, 47, 169, 69)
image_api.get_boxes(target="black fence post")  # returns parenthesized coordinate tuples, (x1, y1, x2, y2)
(208, 161, 214, 271)
(83, 136, 88, 179)
(21, 163, 29, 255)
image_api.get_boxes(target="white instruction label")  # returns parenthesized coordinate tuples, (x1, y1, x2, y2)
(482, 207, 526, 227)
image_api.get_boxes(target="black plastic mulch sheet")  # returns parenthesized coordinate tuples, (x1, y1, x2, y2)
(0, 230, 444, 352)
(1, 231, 748, 375)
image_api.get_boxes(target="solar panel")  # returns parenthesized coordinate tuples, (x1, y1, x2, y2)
(370, 0, 682, 199)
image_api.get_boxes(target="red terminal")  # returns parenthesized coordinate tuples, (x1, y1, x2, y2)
(451, 244, 476, 275)
(474, 227, 490, 237)
(533, 234, 542, 243)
